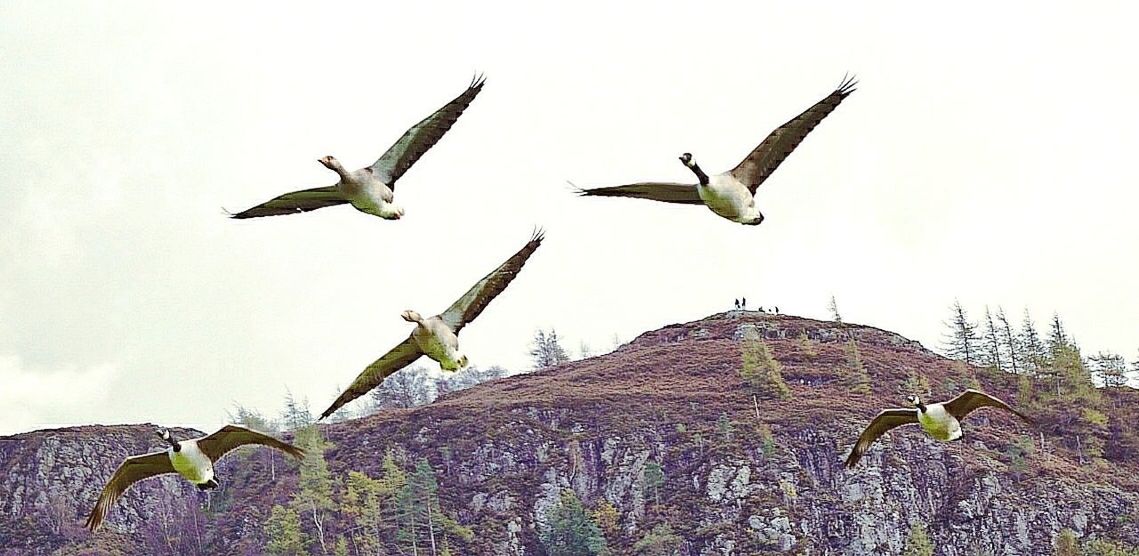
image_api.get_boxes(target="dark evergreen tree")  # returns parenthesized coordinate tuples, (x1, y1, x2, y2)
(843, 339, 871, 394)
(539, 490, 608, 556)
(995, 306, 1022, 375)
(902, 522, 934, 556)
(264, 504, 305, 555)
(1090, 352, 1129, 389)
(292, 425, 334, 554)
(739, 327, 790, 399)
(280, 389, 314, 431)
(980, 306, 1005, 372)
(1053, 528, 1079, 556)
(1019, 309, 1047, 373)
(633, 524, 683, 555)
(642, 460, 664, 507)
(1048, 313, 1070, 355)
(942, 300, 979, 365)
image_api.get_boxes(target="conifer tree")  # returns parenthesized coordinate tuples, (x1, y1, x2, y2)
(980, 306, 1005, 372)
(1048, 313, 1070, 356)
(1090, 352, 1129, 389)
(265, 505, 305, 555)
(531, 329, 571, 370)
(292, 425, 334, 554)
(995, 307, 1021, 375)
(1019, 309, 1046, 373)
(642, 460, 665, 507)
(828, 295, 843, 324)
(843, 339, 871, 394)
(1132, 351, 1139, 386)
(633, 524, 683, 555)
(798, 330, 818, 359)
(902, 522, 934, 556)
(591, 501, 620, 542)
(281, 390, 314, 431)
(540, 490, 608, 556)
(739, 327, 790, 399)
(1053, 528, 1079, 556)
(942, 300, 979, 365)
(342, 470, 386, 554)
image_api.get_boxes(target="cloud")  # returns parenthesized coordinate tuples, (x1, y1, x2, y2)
(0, 355, 121, 436)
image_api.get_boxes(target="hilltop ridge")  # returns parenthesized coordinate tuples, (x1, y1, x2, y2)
(2, 312, 1137, 555)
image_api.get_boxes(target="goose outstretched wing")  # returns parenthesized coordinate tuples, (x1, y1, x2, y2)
(227, 186, 347, 219)
(196, 425, 305, 463)
(730, 74, 857, 193)
(371, 75, 486, 187)
(943, 390, 1034, 423)
(85, 451, 173, 531)
(844, 408, 918, 468)
(319, 337, 423, 419)
(440, 229, 544, 335)
(573, 182, 704, 205)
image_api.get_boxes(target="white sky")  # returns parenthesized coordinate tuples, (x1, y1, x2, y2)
(2, 2, 1137, 435)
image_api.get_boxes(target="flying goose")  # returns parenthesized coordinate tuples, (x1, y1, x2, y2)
(227, 75, 485, 220)
(844, 389, 1033, 468)
(85, 425, 304, 531)
(574, 75, 856, 225)
(319, 229, 545, 419)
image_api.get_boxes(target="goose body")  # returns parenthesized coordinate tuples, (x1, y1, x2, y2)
(319, 230, 545, 419)
(575, 75, 856, 226)
(332, 162, 402, 219)
(915, 403, 962, 442)
(405, 311, 468, 371)
(844, 389, 1032, 468)
(228, 75, 485, 220)
(167, 439, 215, 487)
(698, 173, 762, 224)
(85, 426, 305, 531)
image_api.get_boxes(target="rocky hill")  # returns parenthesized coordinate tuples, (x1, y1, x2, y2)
(2, 312, 1137, 555)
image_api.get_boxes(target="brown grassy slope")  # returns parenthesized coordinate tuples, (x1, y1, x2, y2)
(3, 311, 1137, 554)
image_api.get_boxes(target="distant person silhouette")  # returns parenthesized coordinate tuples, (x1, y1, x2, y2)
(734, 299, 740, 310)
(742, 297, 747, 310)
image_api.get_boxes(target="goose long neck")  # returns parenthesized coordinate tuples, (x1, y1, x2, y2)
(688, 162, 710, 186)
(165, 434, 181, 452)
(328, 159, 349, 179)
(915, 402, 927, 413)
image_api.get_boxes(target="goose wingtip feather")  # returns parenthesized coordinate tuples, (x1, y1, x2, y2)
(836, 73, 858, 96)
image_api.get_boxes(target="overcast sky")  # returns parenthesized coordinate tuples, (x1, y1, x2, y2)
(2, 2, 1137, 435)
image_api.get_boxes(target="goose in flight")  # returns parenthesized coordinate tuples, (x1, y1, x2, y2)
(227, 75, 485, 220)
(85, 425, 304, 531)
(319, 229, 545, 419)
(844, 389, 1033, 468)
(574, 75, 856, 225)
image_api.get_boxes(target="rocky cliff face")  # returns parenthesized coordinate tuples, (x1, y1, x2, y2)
(2, 312, 1137, 555)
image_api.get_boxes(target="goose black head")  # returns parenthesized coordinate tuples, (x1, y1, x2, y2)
(678, 152, 709, 185)
(157, 429, 180, 452)
(908, 395, 926, 412)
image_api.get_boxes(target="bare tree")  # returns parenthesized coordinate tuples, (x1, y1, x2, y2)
(370, 366, 432, 409)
